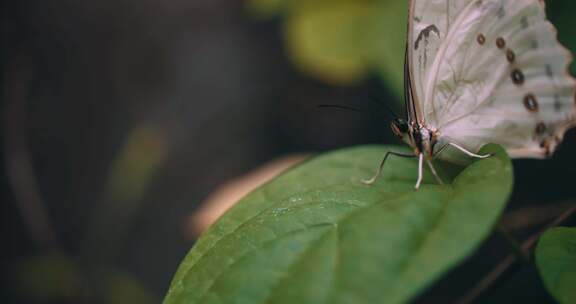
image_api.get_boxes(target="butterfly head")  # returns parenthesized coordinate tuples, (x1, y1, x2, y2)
(391, 118, 409, 139)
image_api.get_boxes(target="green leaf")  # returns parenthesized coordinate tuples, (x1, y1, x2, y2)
(164, 144, 512, 304)
(536, 227, 576, 304)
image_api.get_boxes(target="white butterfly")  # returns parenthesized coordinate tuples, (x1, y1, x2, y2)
(364, 0, 576, 189)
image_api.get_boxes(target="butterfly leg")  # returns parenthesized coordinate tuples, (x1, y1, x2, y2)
(434, 142, 491, 159)
(426, 158, 444, 185)
(448, 143, 491, 158)
(414, 153, 424, 190)
(362, 151, 415, 185)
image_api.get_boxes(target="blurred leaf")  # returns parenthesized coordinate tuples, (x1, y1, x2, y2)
(274, 0, 407, 92)
(369, 0, 407, 94)
(246, 0, 286, 19)
(15, 254, 78, 301)
(14, 255, 158, 303)
(284, 1, 375, 86)
(106, 124, 168, 202)
(85, 124, 168, 265)
(107, 271, 158, 304)
(536, 227, 576, 304)
(164, 144, 512, 304)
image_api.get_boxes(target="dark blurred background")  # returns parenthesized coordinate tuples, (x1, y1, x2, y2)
(1, 0, 575, 303)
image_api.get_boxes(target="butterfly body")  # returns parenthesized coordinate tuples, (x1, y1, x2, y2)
(366, 0, 576, 188)
(391, 119, 436, 157)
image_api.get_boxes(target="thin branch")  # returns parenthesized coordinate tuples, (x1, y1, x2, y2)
(500, 201, 575, 231)
(496, 225, 529, 263)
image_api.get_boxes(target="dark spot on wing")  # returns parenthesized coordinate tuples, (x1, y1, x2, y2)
(521, 16, 529, 29)
(545, 64, 553, 78)
(511, 69, 525, 85)
(539, 139, 552, 157)
(497, 6, 506, 18)
(523, 94, 538, 112)
(414, 25, 440, 50)
(536, 122, 547, 135)
(496, 37, 506, 49)
(554, 93, 562, 111)
(477, 34, 486, 45)
(506, 49, 515, 62)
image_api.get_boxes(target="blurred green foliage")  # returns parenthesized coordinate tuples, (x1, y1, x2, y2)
(14, 254, 157, 304)
(105, 124, 168, 203)
(15, 254, 78, 302)
(247, 0, 407, 94)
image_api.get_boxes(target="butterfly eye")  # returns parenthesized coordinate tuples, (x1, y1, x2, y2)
(391, 118, 409, 137)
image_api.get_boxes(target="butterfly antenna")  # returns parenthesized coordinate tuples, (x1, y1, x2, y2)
(366, 97, 399, 119)
(317, 104, 366, 113)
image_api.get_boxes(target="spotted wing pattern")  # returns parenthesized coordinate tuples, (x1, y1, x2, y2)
(409, 0, 576, 160)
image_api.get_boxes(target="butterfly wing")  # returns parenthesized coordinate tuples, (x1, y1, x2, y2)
(407, 0, 473, 124)
(409, 0, 576, 160)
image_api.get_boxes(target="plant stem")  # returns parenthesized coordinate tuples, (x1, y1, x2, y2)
(496, 224, 529, 263)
